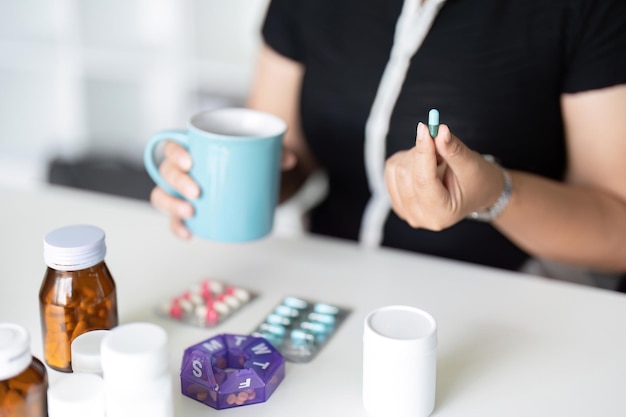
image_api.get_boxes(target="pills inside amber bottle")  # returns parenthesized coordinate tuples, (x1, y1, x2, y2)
(39, 225, 119, 372)
(0, 323, 48, 417)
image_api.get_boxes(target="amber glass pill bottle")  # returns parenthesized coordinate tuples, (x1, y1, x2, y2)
(39, 224, 119, 372)
(0, 323, 48, 417)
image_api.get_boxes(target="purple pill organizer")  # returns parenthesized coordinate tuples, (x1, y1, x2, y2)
(180, 333, 286, 409)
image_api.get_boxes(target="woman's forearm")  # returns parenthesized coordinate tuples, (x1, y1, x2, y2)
(495, 170, 626, 272)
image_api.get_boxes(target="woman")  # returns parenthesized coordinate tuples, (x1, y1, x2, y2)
(151, 0, 626, 273)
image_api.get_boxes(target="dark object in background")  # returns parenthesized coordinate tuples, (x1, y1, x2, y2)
(48, 155, 153, 201)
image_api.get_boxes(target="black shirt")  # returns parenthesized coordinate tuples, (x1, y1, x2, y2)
(262, 0, 626, 270)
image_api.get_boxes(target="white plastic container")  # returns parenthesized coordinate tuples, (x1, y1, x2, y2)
(363, 305, 438, 417)
(100, 322, 173, 417)
(70, 329, 110, 376)
(47, 373, 106, 417)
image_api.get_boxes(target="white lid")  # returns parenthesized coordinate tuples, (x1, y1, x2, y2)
(71, 330, 110, 374)
(100, 322, 169, 384)
(0, 323, 32, 380)
(48, 373, 106, 417)
(44, 224, 106, 271)
(365, 305, 438, 352)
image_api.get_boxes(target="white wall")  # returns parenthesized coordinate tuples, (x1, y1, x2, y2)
(0, 0, 269, 187)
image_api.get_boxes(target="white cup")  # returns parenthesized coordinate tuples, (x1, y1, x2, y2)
(363, 305, 438, 417)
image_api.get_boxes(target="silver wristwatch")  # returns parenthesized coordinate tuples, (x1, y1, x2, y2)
(468, 156, 513, 222)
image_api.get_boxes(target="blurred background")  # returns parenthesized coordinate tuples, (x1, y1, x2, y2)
(0, 0, 269, 198)
(1, 0, 622, 289)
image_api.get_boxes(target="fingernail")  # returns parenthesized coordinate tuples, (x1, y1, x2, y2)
(178, 203, 193, 219)
(416, 122, 425, 142)
(184, 184, 200, 200)
(179, 155, 192, 171)
(176, 226, 191, 240)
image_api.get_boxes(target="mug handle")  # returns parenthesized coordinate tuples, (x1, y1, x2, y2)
(143, 130, 189, 198)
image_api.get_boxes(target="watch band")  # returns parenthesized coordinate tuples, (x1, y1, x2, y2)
(468, 157, 513, 222)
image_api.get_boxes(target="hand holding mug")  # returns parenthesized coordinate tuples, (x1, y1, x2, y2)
(145, 108, 287, 243)
(148, 141, 199, 239)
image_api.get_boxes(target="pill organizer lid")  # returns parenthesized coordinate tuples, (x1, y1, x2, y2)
(71, 330, 110, 374)
(47, 373, 106, 417)
(100, 322, 169, 383)
(0, 323, 32, 380)
(44, 224, 106, 271)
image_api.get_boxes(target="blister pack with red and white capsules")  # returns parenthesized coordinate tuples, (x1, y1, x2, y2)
(156, 278, 257, 327)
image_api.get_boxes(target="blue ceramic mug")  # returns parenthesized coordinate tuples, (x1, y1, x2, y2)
(144, 108, 286, 242)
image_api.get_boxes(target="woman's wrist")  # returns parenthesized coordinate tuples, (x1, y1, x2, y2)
(468, 155, 513, 222)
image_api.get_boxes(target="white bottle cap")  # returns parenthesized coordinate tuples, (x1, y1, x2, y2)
(0, 323, 32, 380)
(48, 373, 106, 417)
(44, 224, 106, 271)
(100, 322, 169, 384)
(71, 330, 110, 375)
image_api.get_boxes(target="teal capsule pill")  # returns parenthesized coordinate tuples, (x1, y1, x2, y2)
(308, 312, 336, 328)
(258, 322, 286, 337)
(313, 303, 340, 316)
(290, 329, 315, 345)
(266, 313, 291, 327)
(274, 305, 300, 318)
(283, 296, 309, 310)
(428, 108, 439, 138)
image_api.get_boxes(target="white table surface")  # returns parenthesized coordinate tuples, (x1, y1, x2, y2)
(1, 184, 625, 416)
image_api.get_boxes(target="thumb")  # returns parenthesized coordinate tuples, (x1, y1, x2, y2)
(281, 147, 298, 171)
(433, 124, 474, 172)
(412, 122, 439, 177)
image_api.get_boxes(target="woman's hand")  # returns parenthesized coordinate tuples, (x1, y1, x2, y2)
(384, 122, 505, 231)
(149, 141, 300, 239)
(149, 141, 199, 239)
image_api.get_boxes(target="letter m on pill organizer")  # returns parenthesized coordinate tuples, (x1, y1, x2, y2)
(201, 335, 247, 351)
(194, 338, 274, 377)
(202, 339, 225, 352)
